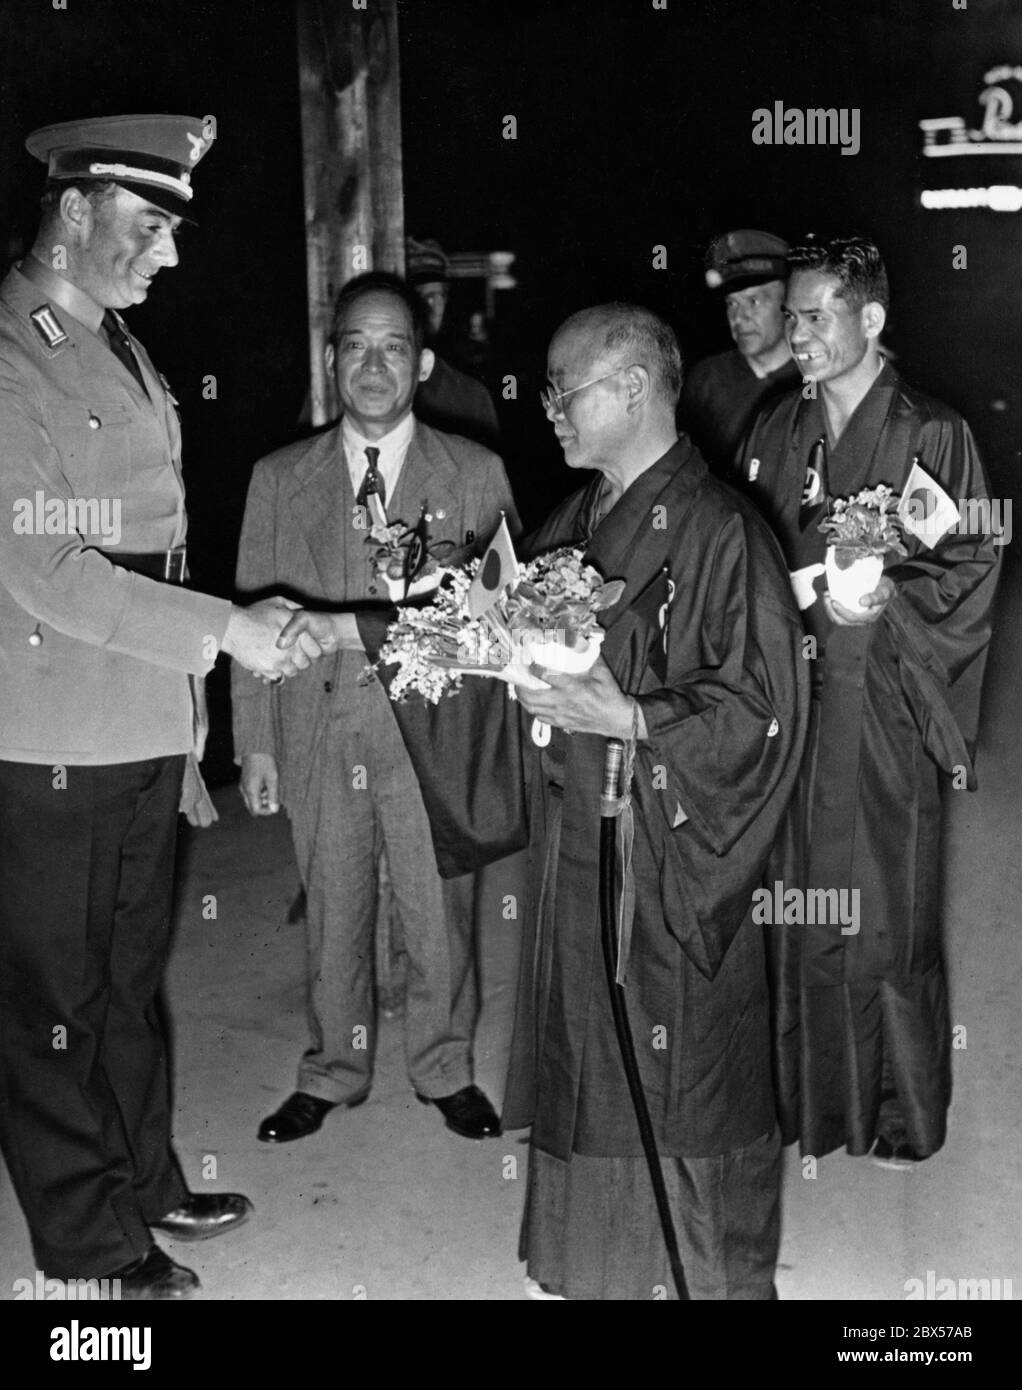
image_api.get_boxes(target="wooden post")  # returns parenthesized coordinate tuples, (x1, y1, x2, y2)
(296, 0, 405, 426)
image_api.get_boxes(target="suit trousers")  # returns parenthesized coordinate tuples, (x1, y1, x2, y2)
(0, 756, 188, 1278)
(287, 678, 475, 1102)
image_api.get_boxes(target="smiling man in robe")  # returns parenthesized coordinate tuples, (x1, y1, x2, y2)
(740, 235, 1001, 1169)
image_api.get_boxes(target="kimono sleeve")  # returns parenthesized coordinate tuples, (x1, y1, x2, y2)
(880, 415, 1000, 772)
(635, 510, 809, 858)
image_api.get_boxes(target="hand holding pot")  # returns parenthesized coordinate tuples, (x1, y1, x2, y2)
(825, 574, 895, 626)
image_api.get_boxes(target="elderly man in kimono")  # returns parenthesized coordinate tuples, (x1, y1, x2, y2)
(499, 303, 810, 1300)
(739, 236, 1001, 1169)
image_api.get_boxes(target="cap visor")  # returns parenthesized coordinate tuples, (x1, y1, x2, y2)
(113, 180, 196, 223)
(715, 271, 784, 294)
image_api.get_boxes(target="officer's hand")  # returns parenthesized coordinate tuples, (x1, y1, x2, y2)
(825, 575, 895, 627)
(239, 753, 280, 816)
(223, 598, 324, 678)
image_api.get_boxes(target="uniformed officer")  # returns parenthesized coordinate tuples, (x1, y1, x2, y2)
(0, 114, 324, 1298)
(679, 228, 801, 473)
(405, 235, 501, 450)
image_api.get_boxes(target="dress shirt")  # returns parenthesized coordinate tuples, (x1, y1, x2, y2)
(341, 412, 416, 513)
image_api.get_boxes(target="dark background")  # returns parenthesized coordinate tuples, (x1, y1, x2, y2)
(1, 0, 1019, 775)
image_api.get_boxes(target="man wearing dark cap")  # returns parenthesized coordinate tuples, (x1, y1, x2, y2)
(406, 236, 501, 451)
(0, 114, 322, 1298)
(680, 229, 801, 473)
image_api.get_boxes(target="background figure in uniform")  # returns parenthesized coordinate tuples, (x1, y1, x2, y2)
(0, 114, 322, 1299)
(234, 272, 515, 1145)
(406, 236, 501, 451)
(502, 303, 809, 1299)
(740, 235, 1001, 1168)
(680, 229, 800, 473)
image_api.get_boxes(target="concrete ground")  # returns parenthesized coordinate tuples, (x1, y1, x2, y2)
(1, 551, 1019, 1304)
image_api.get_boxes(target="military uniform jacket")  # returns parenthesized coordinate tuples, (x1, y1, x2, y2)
(0, 263, 230, 764)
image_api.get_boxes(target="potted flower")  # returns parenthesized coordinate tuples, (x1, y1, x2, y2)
(502, 550, 624, 682)
(367, 514, 455, 602)
(818, 484, 907, 612)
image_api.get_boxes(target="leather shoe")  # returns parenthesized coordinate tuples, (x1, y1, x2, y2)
(872, 1135, 925, 1169)
(151, 1192, 252, 1241)
(417, 1084, 502, 1140)
(257, 1088, 367, 1143)
(111, 1245, 199, 1300)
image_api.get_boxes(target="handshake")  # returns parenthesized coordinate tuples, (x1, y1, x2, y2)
(222, 597, 352, 681)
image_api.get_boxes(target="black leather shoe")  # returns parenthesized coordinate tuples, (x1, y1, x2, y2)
(417, 1084, 502, 1140)
(872, 1136, 925, 1169)
(151, 1192, 253, 1241)
(257, 1089, 367, 1143)
(111, 1245, 199, 1300)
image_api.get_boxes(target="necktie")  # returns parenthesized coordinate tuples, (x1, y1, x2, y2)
(357, 445, 388, 527)
(103, 310, 148, 395)
(799, 436, 829, 532)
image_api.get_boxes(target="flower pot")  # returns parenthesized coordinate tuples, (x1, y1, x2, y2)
(519, 629, 605, 674)
(824, 547, 884, 613)
(488, 629, 605, 690)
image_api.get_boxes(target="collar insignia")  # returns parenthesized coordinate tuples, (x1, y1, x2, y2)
(29, 304, 70, 350)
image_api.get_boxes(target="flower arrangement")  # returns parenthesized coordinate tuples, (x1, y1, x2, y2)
(367, 512, 456, 601)
(370, 547, 625, 704)
(817, 484, 908, 559)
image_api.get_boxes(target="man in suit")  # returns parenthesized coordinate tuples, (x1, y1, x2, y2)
(0, 115, 323, 1300)
(234, 272, 516, 1144)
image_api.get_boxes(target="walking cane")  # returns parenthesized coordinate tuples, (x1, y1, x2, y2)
(599, 737, 689, 1301)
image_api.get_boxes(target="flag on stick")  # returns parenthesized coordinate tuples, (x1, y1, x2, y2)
(897, 458, 959, 550)
(468, 514, 519, 620)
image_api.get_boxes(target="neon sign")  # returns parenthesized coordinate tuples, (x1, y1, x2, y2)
(920, 65, 1022, 157)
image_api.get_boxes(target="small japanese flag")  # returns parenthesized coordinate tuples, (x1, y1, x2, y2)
(468, 514, 519, 619)
(897, 460, 960, 550)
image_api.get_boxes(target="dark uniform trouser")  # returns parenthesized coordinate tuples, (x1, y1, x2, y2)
(0, 757, 188, 1278)
(287, 678, 476, 1103)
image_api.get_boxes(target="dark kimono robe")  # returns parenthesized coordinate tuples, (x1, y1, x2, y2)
(741, 364, 1001, 1158)
(501, 438, 810, 1160)
(679, 348, 802, 475)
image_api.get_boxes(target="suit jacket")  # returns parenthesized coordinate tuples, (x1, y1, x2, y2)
(231, 417, 517, 808)
(0, 264, 230, 765)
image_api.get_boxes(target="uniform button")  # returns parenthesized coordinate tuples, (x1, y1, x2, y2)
(28, 625, 43, 647)
(368, 584, 377, 596)
(323, 680, 333, 693)
(88, 414, 101, 429)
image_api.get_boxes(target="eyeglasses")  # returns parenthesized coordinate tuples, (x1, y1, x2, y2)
(540, 366, 631, 417)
